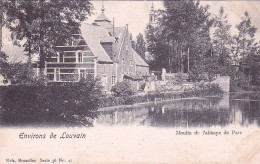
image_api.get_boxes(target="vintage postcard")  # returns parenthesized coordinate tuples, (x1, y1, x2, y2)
(0, 0, 259, 163)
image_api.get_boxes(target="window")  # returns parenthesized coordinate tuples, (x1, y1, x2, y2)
(47, 69, 54, 73)
(60, 69, 77, 73)
(112, 76, 116, 85)
(60, 74, 78, 81)
(64, 58, 76, 63)
(56, 68, 60, 81)
(59, 53, 64, 63)
(78, 53, 83, 63)
(130, 60, 132, 66)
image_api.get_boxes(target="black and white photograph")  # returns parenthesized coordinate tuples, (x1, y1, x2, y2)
(0, 0, 260, 163)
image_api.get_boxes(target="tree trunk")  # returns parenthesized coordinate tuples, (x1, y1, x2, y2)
(176, 40, 180, 73)
(39, 0, 45, 78)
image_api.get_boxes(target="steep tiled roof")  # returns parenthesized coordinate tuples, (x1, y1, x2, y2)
(94, 12, 111, 22)
(93, 12, 113, 29)
(80, 23, 113, 63)
(100, 36, 115, 43)
(133, 49, 149, 67)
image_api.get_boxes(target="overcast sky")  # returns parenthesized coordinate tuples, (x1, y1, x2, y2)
(2, 1, 260, 62)
(89, 1, 260, 39)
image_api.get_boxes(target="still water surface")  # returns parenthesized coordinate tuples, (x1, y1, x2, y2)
(96, 92, 260, 128)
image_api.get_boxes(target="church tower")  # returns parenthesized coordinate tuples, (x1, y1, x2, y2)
(148, 3, 156, 28)
(145, 3, 156, 35)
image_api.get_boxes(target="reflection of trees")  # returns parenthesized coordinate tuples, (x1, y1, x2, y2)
(233, 100, 260, 126)
(97, 107, 149, 125)
(97, 94, 259, 127)
(232, 92, 260, 101)
(147, 98, 232, 127)
(148, 107, 231, 128)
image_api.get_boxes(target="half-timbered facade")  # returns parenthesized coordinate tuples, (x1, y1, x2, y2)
(44, 7, 149, 91)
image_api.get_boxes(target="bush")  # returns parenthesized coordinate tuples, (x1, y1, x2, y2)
(100, 83, 223, 108)
(111, 81, 134, 97)
(0, 61, 45, 86)
(0, 76, 103, 127)
(229, 70, 250, 91)
(184, 83, 223, 96)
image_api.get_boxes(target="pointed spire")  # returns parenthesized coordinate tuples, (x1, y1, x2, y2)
(93, 0, 112, 28)
(101, 0, 105, 13)
(150, 3, 155, 15)
(151, 3, 154, 11)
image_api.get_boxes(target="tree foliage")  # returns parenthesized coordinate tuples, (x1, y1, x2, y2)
(146, 2, 259, 88)
(1, 76, 104, 126)
(232, 12, 257, 63)
(146, 1, 213, 73)
(2, 0, 92, 74)
(135, 33, 146, 60)
(0, 61, 44, 85)
(231, 11, 258, 85)
(212, 6, 233, 66)
(111, 81, 134, 97)
(188, 56, 222, 82)
(131, 33, 146, 60)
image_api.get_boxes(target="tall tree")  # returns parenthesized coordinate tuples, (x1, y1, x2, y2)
(232, 11, 257, 82)
(212, 6, 233, 66)
(135, 33, 146, 60)
(3, 0, 92, 77)
(146, 1, 213, 73)
(130, 33, 136, 50)
(146, 24, 171, 71)
(232, 12, 257, 63)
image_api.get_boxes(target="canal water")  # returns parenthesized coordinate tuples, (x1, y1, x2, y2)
(96, 92, 260, 128)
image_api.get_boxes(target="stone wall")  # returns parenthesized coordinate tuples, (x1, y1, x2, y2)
(144, 75, 230, 93)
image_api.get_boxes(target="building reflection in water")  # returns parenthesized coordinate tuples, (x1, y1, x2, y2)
(96, 93, 260, 128)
